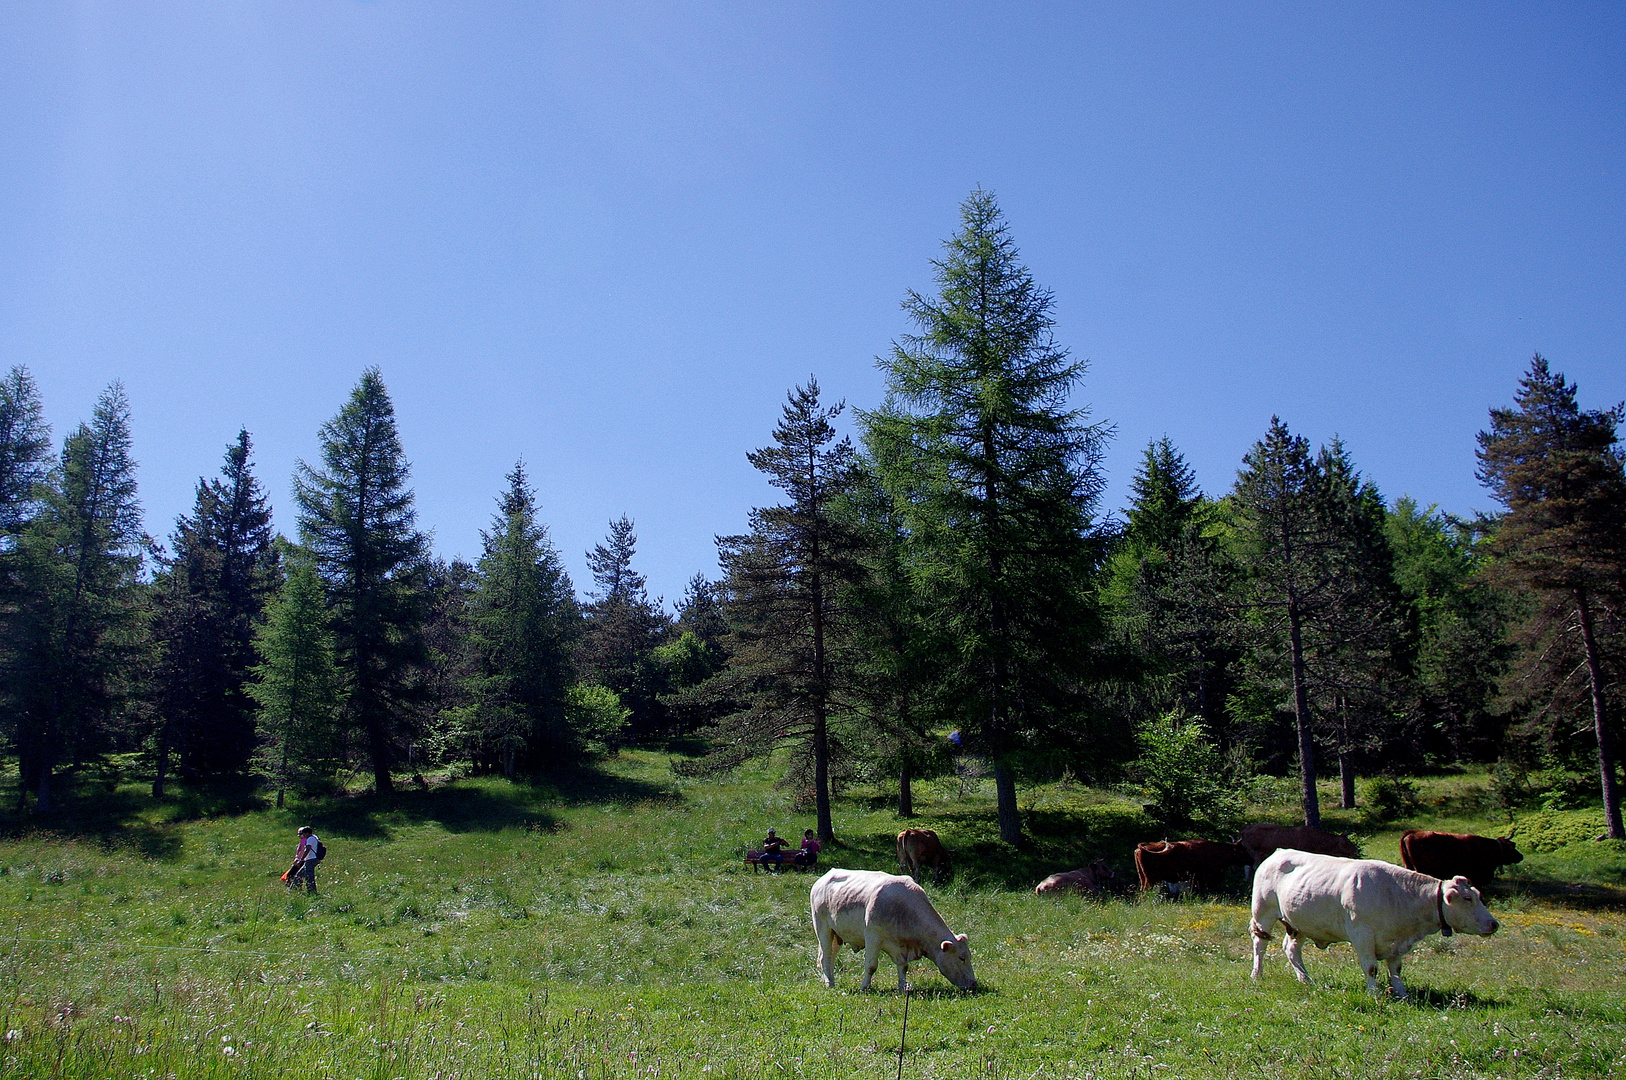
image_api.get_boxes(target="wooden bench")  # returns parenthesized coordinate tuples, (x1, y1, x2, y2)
(745, 850, 818, 873)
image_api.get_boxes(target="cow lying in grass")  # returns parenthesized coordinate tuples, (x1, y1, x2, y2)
(810, 868, 976, 992)
(1035, 859, 1115, 896)
(1250, 848, 1498, 999)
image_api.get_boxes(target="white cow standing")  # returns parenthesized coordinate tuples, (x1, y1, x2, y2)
(1250, 848, 1499, 999)
(810, 868, 976, 992)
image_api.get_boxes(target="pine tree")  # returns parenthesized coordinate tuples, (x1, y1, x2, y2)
(862, 190, 1110, 844)
(1231, 419, 1338, 828)
(1477, 355, 1626, 838)
(578, 516, 669, 741)
(293, 368, 428, 794)
(682, 380, 859, 841)
(151, 431, 279, 794)
(247, 548, 341, 807)
(6, 384, 147, 814)
(0, 367, 51, 541)
(456, 462, 580, 776)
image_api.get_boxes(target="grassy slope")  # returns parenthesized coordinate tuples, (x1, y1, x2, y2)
(0, 755, 1622, 1079)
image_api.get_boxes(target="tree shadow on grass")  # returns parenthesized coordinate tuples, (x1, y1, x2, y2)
(303, 761, 682, 841)
(0, 778, 183, 861)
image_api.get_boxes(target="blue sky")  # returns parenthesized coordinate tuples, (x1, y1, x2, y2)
(4, 3, 1622, 604)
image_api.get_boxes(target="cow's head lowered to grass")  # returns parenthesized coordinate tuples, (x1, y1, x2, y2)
(933, 933, 976, 990)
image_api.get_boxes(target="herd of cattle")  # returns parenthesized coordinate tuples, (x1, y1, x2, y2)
(810, 825, 1523, 1000)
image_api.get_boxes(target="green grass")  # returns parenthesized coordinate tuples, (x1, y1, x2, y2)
(0, 756, 1622, 1079)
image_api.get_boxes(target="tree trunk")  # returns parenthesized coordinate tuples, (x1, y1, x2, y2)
(1287, 602, 1321, 829)
(898, 759, 914, 818)
(811, 567, 834, 844)
(994, 759, 1022, 845)
(152, 721, 172, 799)
(1576, 590, 1624, 840)
(1339, 750, 1356, 810)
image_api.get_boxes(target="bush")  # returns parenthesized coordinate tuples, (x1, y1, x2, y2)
(1513, 809, 1607, 853)
(1135, 713, 1243, 834)
(566, 683, 630, 751)
(1362, 777, 1422, 823)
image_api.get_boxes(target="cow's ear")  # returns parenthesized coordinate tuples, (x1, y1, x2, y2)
(940, 940, 956, 953)
(956, 933, 968, 945)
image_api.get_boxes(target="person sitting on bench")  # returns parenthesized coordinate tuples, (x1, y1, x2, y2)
(760, 828, 791, 871)
(795, 829, 822, 868)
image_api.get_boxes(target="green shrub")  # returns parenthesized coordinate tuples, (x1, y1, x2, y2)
(1361, 776, 1422, 823)
(1513, 809, 1607, 853)
(1135, 713, 1243, 834)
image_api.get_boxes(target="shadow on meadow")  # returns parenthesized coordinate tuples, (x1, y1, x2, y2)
(824, 800, 1158, 891)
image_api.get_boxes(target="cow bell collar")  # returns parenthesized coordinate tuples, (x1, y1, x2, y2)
(1437, 881, 1453, 938)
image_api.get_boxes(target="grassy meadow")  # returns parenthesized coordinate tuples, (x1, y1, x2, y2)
(0, 753, 1622, 1080)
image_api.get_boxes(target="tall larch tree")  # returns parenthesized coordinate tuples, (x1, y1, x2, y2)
(8, 384, 147, 814)
(293, 369, 428, 794)
(1477, 355, 1626, 839)
(863, 190, 1110, 845)
(151, 431, 279, 794)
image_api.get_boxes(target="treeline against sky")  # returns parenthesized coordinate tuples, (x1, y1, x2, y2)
(2, 192, 1622, 841)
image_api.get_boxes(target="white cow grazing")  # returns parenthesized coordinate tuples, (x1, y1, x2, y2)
(1250, 848, 1499, 998)
(810, 868, 976, 992)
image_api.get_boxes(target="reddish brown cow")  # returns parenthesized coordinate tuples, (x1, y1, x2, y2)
(1134, 840, 1250, 893)
(1399, 830, 1522, 893)
(897, 829, 952, 881)
(1238, 823, 1360, 871)
(1035, 859, 1115, 896)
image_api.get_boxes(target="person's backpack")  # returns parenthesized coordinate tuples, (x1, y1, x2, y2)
(314, 840, 327, 863)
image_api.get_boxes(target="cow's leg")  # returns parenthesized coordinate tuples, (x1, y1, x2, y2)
(815, 918, 838, 988)
(1350, 932, 1383, 996)
(1385, 955, 1407, 1000)
(896, 957, 909, 993)
(1249, 905, 1276, 980)
(860, 934, 880, 991)
(1282, 932, 1310, 984)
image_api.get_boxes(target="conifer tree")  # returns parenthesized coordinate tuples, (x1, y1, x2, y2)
(863, 190, 1110, 845)
(0, 367, 51, 541)
(293, 369, 428, 793)
(683, 380, 858, 841)
(455, 462, 580, 776)
(151, 431, 279, 794)
(579, 516, 669, 741)
(248, 548, 341, 807)
(1102, 438, 1237, 732)
(7, 384, 147, 814)
(1477, 356, 1626, 838)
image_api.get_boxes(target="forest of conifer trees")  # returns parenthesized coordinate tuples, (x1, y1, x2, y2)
(2, 193, 1622, 841)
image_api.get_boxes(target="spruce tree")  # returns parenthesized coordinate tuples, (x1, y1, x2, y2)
(247, 548, 341, 807)
(683, 380, 858, 841)
(862, 190, 1110, 845)
(151, 431, 279, 793)
(578, 516, 669, 741)
(1477, 355, 1626, 838)
(7, 384, 147, 814)
(293, 368, 428, 793)
(0, 367, 51, 541)
(457, 462, 580, 776)
(1102, 439, 1237, 733)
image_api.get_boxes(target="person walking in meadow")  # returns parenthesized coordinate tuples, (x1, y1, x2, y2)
(285, 826, 323, 894)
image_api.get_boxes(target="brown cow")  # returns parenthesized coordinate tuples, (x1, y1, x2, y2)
(1035, 859, 1115, 896)
(1399, 830, 1523, 894)
(897, 829, 952, 881)
(1134, 840, 1250, 893)
(1238, 823, 1360, 871)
